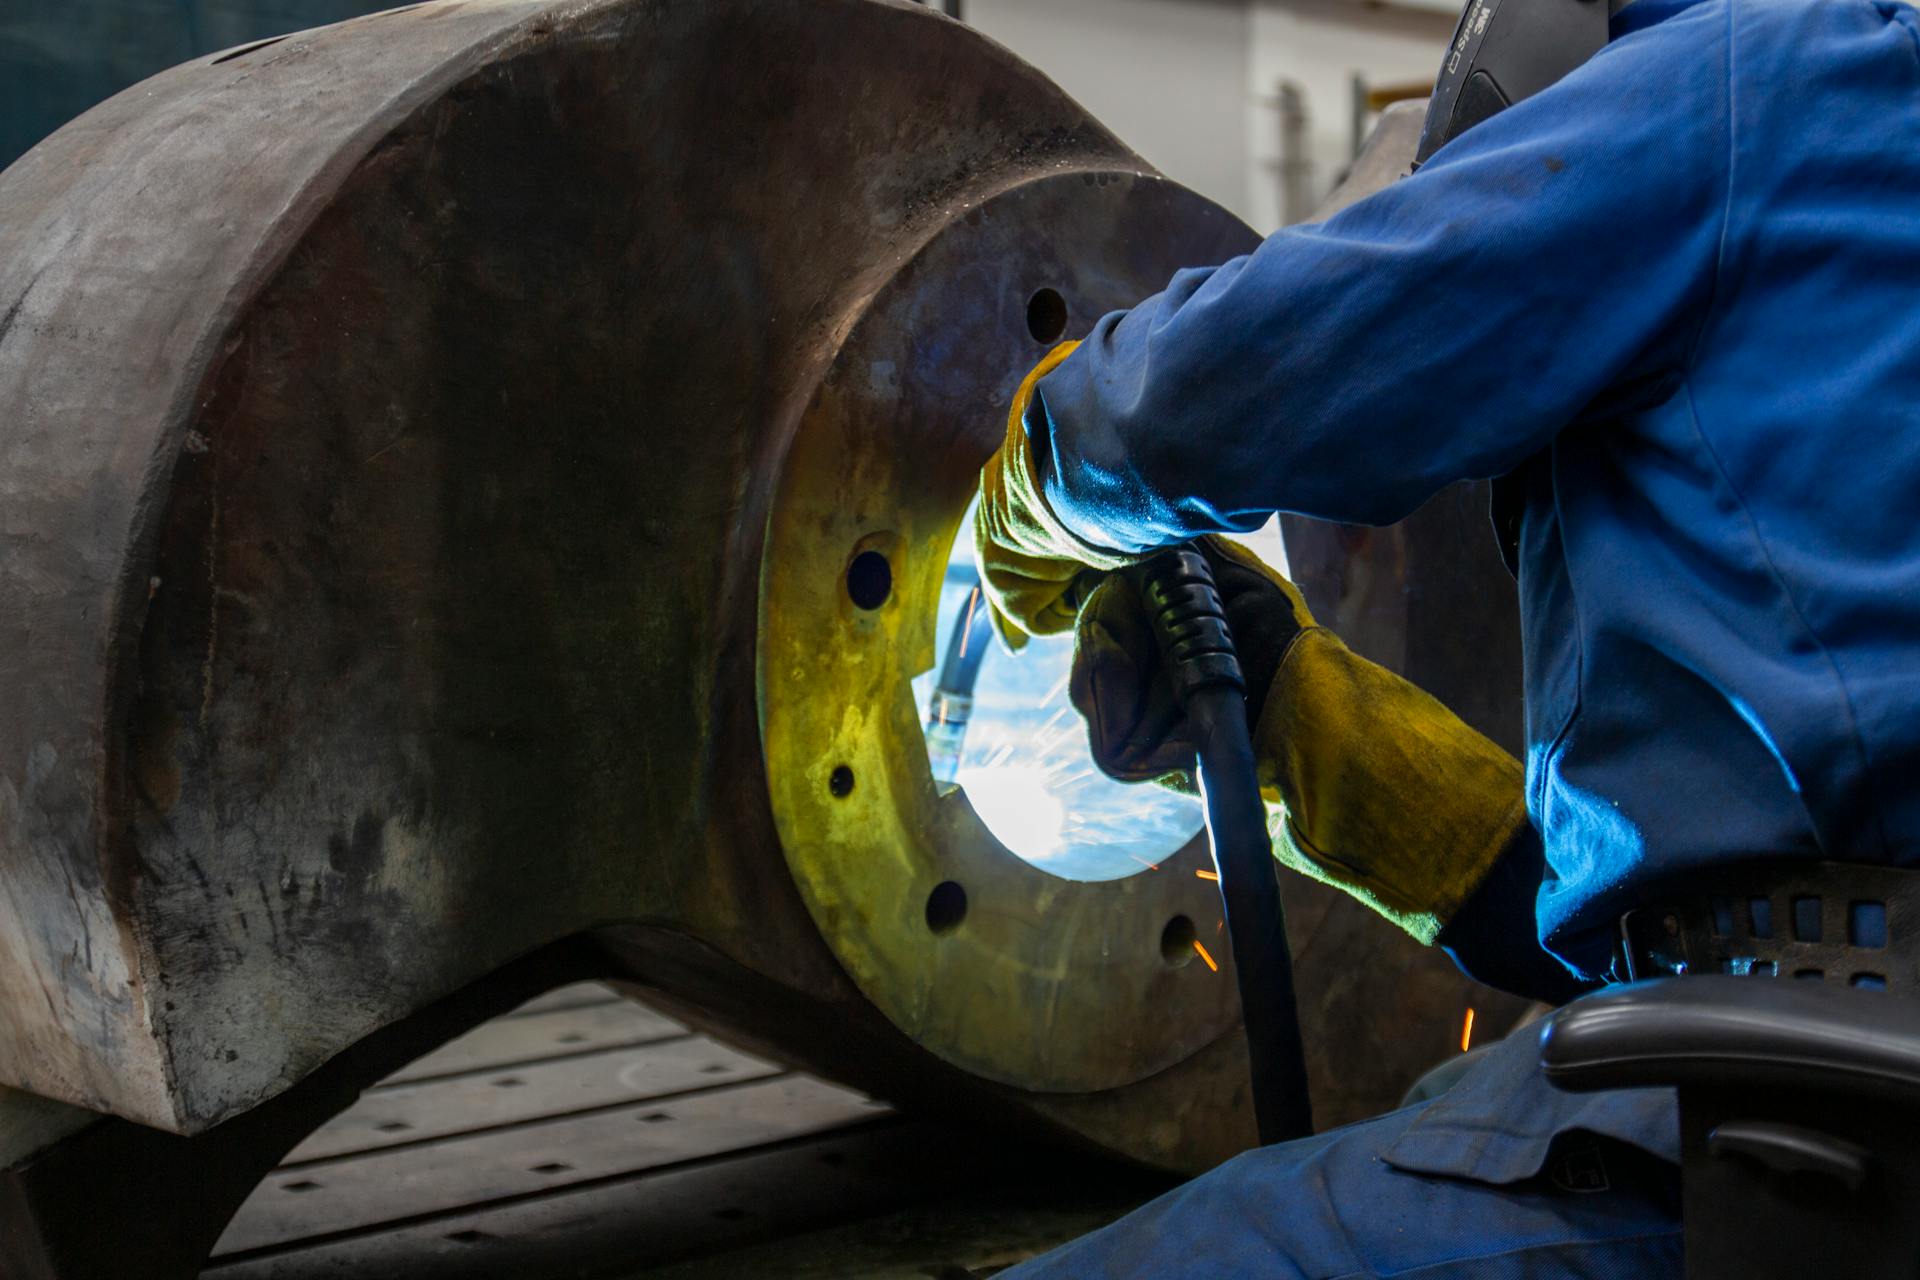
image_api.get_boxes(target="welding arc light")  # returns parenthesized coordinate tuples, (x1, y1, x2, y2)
(914, 506, 1295, 882)
(913, 499, 1204, 882)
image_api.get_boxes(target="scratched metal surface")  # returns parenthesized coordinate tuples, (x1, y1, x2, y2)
(0, 13, 1528, 1261)
(0, 0, 1336, 1146)
(0, 1, 403, 172)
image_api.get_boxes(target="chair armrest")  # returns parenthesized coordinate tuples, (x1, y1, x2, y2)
(1540, 976, 1920, 1102)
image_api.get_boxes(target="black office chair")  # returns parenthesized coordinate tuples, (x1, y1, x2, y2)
(1540, 867, 1920, 1278)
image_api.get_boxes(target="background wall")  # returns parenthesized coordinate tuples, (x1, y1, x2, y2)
(967, 0, 1452, 235)
(0, 0, 394, 169)
(966, 0, 1452, 234)
(1245, 0, 1454, 230)
(965, 0, 1257, 225)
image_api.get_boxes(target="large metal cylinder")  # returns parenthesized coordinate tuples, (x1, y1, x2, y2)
(0, 0, 1528, 1180)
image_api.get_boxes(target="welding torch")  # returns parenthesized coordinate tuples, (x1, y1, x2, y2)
(1139, 547, 1314, 1146)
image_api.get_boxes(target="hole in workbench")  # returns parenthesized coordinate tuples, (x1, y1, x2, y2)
(1160, 915, 1197, 967)
(701, 1063, 731, 1075)
(925, 880, 968, 934)
(829, 765, 855, 798)
(446, 1229, 494, 1244)
(529, 1162, 572, 1175)
(375, 1121, 412, 1133)
(1026, 288, 1069, 344)
(282, 1179, 322, 1193)
(557, 1032, 588, 1044)
(492, 1076, 526, 1088)
(847, 549, 893, 610)
(640, 1111, 672, 1123)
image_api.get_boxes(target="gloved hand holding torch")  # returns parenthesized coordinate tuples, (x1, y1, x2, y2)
(974, 351, 1529, 947)
(970, 341, 1132, 651)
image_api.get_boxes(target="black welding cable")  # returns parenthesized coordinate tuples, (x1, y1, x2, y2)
(1141, 548, 1314, 1145)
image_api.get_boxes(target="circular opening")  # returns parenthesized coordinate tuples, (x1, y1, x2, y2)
(912, 503, 1288, 882)
(828, 765, 855, 798)
(1160, 915, 1198, 967)
(925, 880, 968, 934)
(1026, 288, 1069, 344)
(914, 497, 1237, 882)
(846, 550, 893, 611)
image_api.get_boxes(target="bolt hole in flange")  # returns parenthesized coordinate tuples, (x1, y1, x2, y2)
(1026, 287, 1069, 344)
(1160, 915, 1198, 967)
(756, 169, 1272, 1095)
(829, 765, 856, 798)
(926, 880, 968, 934)
(846, 549, 893, 610)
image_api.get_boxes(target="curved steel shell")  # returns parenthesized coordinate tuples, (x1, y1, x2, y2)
(0, 0, 1528, 1173)
(761, 172, 1254, 1096)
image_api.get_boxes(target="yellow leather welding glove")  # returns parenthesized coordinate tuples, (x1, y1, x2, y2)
(1071, 536, 1527, 944)
(1070, 537, 1308, 785)
(973, 342, 1134, 650)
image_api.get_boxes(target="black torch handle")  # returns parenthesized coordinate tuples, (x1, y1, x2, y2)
(1139, 547, 1314, 1145)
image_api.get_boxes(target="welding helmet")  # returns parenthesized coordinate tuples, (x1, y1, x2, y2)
(1415, 0, 1616, 168)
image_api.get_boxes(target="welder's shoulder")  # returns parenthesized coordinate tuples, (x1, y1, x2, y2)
(1713, 0, 1920, 180)
(1581, 0, 1728, 122)
(1729, 0, 1920, 74)
(1619, 0, 1913, 74)
(1612, 0, 1920, 167)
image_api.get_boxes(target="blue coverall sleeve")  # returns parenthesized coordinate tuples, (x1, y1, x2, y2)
(1030, 0, 1731, 550)
(1438, 825, 1600, 1004)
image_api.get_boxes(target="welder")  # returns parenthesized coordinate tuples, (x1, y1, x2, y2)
(972, 0, 1920, 1271)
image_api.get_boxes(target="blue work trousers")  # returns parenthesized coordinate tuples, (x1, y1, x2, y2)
(1002, 1023, 1683, 1278)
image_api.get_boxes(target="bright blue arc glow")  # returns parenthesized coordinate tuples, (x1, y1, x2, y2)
(914, 506, 1287, 882)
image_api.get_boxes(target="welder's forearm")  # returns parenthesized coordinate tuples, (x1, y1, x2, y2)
(1255, 628, 1528, 945)
(1436, 824, 1601, 1006)
(1030, 29, 1729, 556)
(1031, 203, 1677, 548)
(1030, 243, 1460, 553)
(1027, 262, 1278, 554)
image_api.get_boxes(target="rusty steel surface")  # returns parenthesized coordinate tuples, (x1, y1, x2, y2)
(760, 172, 1252, 1096)
(0, 0, 1529, 1194)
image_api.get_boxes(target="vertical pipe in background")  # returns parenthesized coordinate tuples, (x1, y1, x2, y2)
(1274, 79, 1311, 225)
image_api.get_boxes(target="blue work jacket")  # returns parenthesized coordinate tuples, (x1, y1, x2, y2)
(1031, 0, 1920, 984)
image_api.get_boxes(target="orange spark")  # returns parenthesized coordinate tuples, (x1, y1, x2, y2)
(1195, 869, 1219, 882)
(1127, 854, 1160, 871)
(1460, 1007, 1476, 1052)
(1192, 940, 1219, 972)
